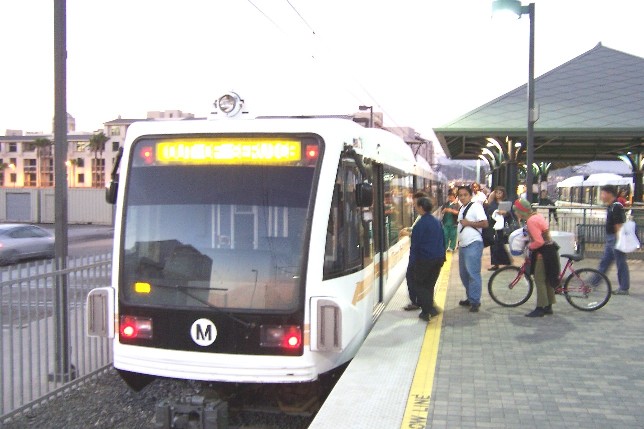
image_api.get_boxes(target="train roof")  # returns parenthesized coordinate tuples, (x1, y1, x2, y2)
(556, 173, 633, 187)
(556, 175, 585, 187)
(583, 173, 632, 187)
(123, 117, 431, 177)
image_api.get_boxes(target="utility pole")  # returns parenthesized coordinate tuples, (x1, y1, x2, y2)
(50, 0, 73, 383)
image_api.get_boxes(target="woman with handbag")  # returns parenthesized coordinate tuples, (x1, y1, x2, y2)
(486, 186, 512, 271)
(513, 198, 560, 318)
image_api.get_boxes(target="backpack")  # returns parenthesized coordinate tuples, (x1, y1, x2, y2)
(461, 202, 495, 247)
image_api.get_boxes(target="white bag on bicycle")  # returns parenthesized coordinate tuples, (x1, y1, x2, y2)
(508, 228, 529, 256)
(615, 220, 640, 253)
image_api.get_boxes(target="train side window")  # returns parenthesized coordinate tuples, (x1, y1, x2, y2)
(324, 160, 365, 280)
(383, 169, 414, 248)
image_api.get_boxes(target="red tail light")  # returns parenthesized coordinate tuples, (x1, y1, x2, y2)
(140, 147, 154, 165)
(119, 315, 153, 340)
(260, 325, 302, 349)
(284, 327, 302, 348)
(305, 145, 319, 161)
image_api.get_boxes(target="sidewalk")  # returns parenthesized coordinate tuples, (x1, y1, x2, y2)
(427, 251, 644, 428)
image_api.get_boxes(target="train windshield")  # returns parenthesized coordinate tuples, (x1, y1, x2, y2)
(120, 136, 321, 312)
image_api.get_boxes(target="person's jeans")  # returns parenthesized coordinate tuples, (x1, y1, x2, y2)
(598, 233, 630, 291)
(459, 240, 484, 305)
(406, 263, 419, 305)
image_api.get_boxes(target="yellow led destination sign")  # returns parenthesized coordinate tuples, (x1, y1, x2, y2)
(156, 138, 302, 165)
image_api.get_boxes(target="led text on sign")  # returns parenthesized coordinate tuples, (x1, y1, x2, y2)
(156, 138, 302, 165)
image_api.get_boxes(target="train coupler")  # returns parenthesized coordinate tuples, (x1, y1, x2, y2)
(154, 394, 228, 429)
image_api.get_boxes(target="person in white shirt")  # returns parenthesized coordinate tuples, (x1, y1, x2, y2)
(471, 182, 488, 205)
(457, 185, 489, 312)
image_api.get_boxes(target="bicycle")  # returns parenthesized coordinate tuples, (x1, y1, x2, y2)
(488, 253, 612, 311)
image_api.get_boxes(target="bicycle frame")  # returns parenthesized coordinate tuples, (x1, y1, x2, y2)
(514, 256, 588, 294)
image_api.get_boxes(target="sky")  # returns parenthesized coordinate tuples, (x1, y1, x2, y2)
(0, 0, 643, 141)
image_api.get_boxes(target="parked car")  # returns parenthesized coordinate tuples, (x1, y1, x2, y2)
(0, 224, 55, 265)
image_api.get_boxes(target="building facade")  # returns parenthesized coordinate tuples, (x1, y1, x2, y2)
(0, 110, 194, 189)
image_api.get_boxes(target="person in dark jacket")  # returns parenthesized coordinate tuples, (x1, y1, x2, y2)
(538, 190, 559, 225)
(597, 185, 630, 295)
(486, 186, 512, 270)
(410, 197, 446, 322)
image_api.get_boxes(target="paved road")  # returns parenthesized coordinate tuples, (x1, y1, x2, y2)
(69, 237, 112, 257)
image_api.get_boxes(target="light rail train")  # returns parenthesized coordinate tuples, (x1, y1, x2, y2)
(87, 93, 445, 390)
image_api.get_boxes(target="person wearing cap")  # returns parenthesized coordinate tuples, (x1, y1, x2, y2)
(513, 198, 560, 317)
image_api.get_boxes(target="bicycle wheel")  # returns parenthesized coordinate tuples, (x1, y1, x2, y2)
(564, 268, 612, 311)
(488, 266, 534, 307)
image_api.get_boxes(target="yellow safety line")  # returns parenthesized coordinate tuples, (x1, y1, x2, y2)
(400, 252, 452, 429)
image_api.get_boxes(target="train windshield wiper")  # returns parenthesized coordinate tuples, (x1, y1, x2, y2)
(152, 282, 255, 329)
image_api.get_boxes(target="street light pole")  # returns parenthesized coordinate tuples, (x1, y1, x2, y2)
(492, 0, 536, 202)
(51, 0, 72, 383)
(526, 2, 536, 202)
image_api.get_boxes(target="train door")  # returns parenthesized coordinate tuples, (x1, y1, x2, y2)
(372, 163, 386, 309)
(323, 157, 376, 307)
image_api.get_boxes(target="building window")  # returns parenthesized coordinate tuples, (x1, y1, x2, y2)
(78, 173, 85, 184)
(8, 143, 17, 152)
(23, 143, 35, 152)
(40, 157, 54, 187)
(91, 158, 105, 188)
(10, 173, 16, 183)
(75, 142, 88, 152)
(76, 158, 84, 168)
(24, 159, 37, 187)
(9, 158, 17, 167)
(112, 141, 120, 152)
(110, 126, 120, 136)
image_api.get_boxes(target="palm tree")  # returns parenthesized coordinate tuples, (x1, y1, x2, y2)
(89, 131, 109, 187)
(0, 163, 8, 187)
(32, 137, 53, 187)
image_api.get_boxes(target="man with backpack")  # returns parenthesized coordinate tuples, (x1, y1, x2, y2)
(597, 185, 630, 295)
(456, 185, 489, 312)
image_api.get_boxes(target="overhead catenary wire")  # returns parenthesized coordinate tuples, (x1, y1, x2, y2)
(245, 0, 284, 33)
(246, 0, 406, 130)
(283, 0, 405, 129)
(285, 0, 316, 35)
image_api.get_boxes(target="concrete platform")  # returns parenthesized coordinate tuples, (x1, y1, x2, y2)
(310, 250, 644, 429)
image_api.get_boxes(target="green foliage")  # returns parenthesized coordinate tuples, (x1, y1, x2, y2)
(89, 131, 109, 157)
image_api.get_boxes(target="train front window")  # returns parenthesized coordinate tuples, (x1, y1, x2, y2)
(120, 137, 320, 312)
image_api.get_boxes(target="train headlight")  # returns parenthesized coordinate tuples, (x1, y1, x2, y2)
(260, 325, 302, 349)
(215, 92, 244, 117)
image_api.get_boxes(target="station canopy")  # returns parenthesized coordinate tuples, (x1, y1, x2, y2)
(435, 43, 644, 169)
